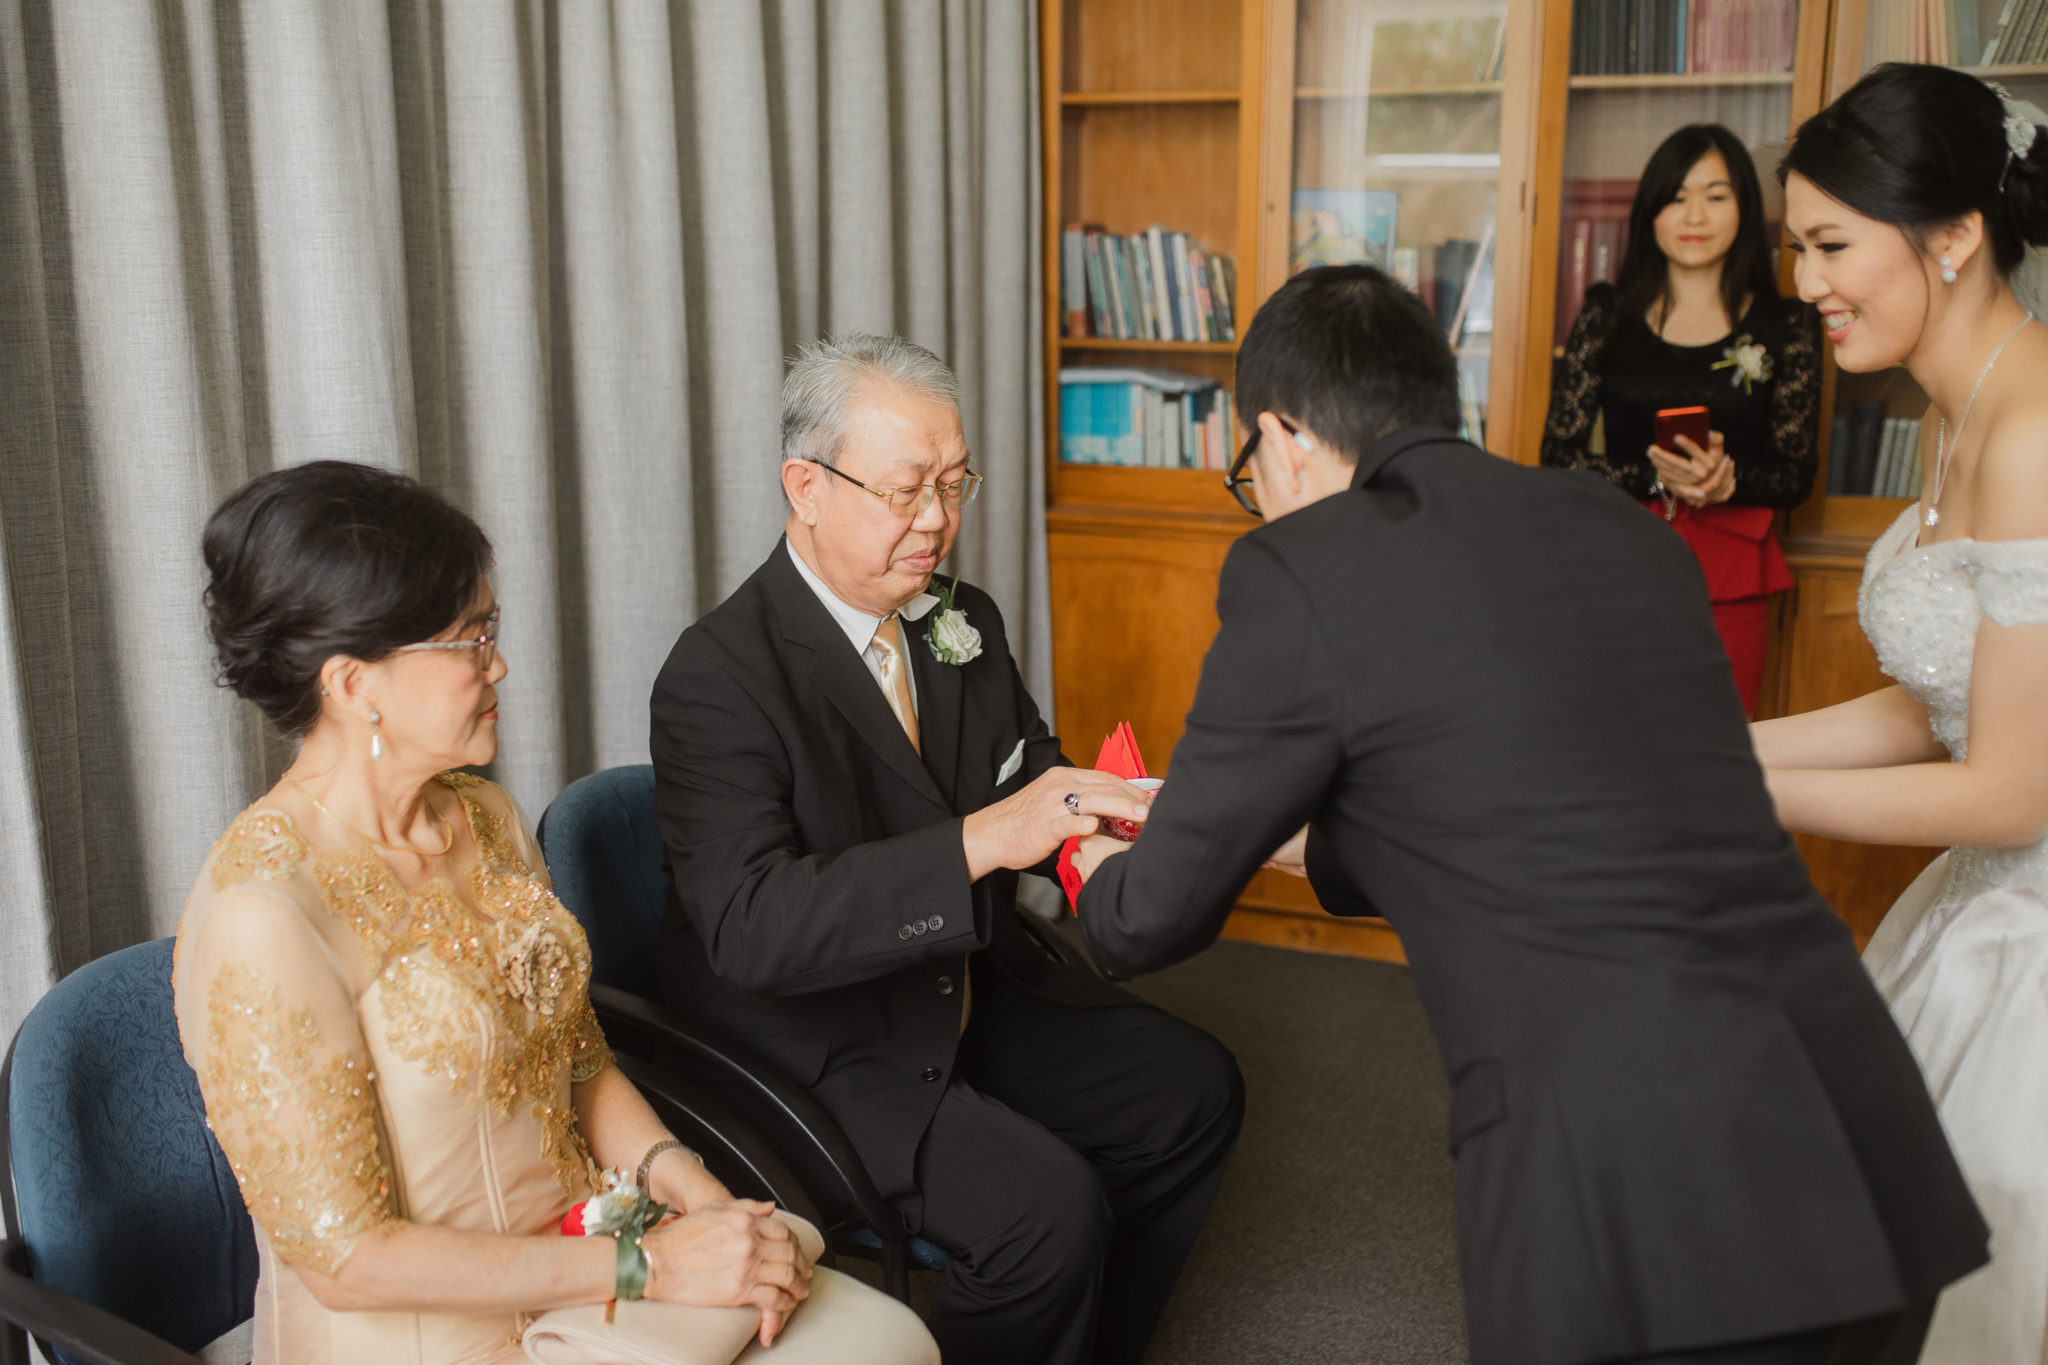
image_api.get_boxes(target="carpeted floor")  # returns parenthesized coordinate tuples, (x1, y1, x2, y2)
(1127, 939, 1467, 1365)
(840, 936, 1469, 1363)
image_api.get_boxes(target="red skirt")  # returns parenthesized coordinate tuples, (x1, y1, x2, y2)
(1639, 501, 1792, 716)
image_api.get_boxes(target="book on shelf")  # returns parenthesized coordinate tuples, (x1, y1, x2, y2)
(1826, 404, 1923, 495)
(1061, 226, 1238, 344)
(1571, 0, 1796, 74)
(1446, 220, 1498, 345)
(1865, 0, 1965, 62)
(1979, 0, 2048, 62)
(1457, 370, 1487, 446)
(1555, 179, 1636, 345)
(1058, 368, 1237, 471)
(1291, 190, 1400, 275)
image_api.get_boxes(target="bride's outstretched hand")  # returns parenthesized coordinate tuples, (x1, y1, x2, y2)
(1074, 831, 1129, 884)
(1263, 826, 1309, 876)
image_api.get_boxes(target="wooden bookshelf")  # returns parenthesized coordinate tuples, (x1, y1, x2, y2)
(1044, 0, 1547, 967)
(1042, 0, 1947, 961)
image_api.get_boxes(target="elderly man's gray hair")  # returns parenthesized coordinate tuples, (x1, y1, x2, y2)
(780, 333, 961, 470)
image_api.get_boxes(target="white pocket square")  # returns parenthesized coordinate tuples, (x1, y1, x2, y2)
(997, 739, 1026, 784)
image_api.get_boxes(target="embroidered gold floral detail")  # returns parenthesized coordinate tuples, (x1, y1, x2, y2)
(200, 962, 396, 1273)
(497, 921, 571, 1017)
(439, 770, 488, 789)
(303, 775, 612, 1195)
(209, 810, 310, 892)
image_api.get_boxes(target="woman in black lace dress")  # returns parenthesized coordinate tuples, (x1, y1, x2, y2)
(1542, 123, 1821, 713)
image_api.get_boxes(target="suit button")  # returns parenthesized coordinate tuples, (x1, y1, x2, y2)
(928, 913, 945, 932)
(937, 976, 955, 995)
(911, 919, 929, 936)
(920, 1066, 942, 1082)
(898, 925, 913, 941)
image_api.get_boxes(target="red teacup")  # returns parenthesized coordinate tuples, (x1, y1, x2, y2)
(1102, 777, 1164, 842)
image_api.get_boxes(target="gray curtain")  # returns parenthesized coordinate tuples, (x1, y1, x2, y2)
(0, 0, 1047, 1039)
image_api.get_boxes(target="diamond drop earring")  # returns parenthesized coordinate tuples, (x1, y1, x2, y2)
(1941, 255, 1958, 284)
(369, 708, 384, 760)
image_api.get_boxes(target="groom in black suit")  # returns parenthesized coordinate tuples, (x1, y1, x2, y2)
(650, 335, 1242, 1365)
(1075, 266, 1988, 1365)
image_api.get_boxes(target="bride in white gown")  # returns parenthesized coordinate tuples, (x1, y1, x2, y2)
(1756, 65, 2048, 1362)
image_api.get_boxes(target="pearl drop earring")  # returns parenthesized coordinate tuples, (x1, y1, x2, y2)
(369, 708, 384, 760)
(1941, 255, 1958, 284)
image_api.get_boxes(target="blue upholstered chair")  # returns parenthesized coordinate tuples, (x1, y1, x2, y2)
(538, 765, 949, 1303)
(0, 936, 252, 1365)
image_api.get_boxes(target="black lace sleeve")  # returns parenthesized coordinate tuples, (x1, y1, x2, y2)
(1539, 288, 1658, 499)
(1731, 302, 1821, 508)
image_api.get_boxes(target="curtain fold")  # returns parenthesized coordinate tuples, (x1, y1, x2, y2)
(0, 0, 1046, 1038)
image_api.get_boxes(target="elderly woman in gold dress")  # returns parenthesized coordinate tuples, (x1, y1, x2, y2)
(174, 461, 936, 1365)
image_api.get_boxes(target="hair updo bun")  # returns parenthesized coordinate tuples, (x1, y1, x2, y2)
(1782, 62, 2048, 274)
(202, 461, 494, 738)
(1999, 116, 2048, 254)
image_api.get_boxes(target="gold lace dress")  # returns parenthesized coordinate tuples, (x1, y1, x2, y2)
(173, 772, 611, 1365)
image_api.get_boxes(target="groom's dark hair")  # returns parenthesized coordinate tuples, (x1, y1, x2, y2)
(1235, 263, 1460, 462)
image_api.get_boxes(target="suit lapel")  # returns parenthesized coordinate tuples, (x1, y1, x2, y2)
(765, 542, 948, 809)
(907, 621, 963, 807)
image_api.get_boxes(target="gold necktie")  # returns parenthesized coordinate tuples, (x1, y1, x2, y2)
(871, 615, 920, 753)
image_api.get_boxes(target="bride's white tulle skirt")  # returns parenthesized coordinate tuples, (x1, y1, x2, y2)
(1864, 849, 2048, 1364)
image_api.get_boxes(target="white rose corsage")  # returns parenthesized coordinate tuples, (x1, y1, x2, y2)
(924, 576, 983, 666)
(1710, 334, 1773, 394)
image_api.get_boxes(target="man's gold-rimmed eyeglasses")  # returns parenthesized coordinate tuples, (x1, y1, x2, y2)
(394, 604, 500, 671)
(806, 459, 983, 515)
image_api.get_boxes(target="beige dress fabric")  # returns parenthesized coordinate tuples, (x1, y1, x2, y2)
(172, 772, 934, 1365)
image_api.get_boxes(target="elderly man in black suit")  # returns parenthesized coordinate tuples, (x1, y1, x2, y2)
(650, 334, 1243, 1365)
(1074, 265, 1987, 1365)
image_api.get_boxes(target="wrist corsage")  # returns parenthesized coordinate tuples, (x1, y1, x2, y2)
(561, 1169, 670, 1320)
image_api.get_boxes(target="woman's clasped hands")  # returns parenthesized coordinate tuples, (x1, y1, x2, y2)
(641, 1198, 816, 1348)
(1648, 430, 1736, 508)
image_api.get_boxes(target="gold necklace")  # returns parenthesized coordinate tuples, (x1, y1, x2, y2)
(287, 777, 457, 857)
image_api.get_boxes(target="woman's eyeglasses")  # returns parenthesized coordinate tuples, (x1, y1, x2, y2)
(394, 604, 500, 672)
(1224, 418, 1298, 516)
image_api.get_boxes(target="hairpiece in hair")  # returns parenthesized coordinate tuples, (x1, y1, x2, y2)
(1989, 80, 2047, 190)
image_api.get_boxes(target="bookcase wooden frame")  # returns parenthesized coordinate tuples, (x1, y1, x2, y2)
(1037, 0, 1951, 960)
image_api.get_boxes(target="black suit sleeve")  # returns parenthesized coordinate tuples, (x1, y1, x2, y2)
(651, 643, 982, 997)
(1077, 536, 1344, 977)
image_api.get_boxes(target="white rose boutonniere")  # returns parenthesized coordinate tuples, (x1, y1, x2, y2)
(1710, 334, 1773, 394)
(924, 576, 983, 666)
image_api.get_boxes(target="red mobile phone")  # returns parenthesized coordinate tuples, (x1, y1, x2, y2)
(1654, 406, 1711, 455)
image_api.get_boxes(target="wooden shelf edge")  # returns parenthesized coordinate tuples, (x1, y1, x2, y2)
(1296, 81, 1503, 98)
(1061, 89, 1241, 106)
(1046, 497, 1250, 537)
(1960, 62, 2048, 77)
(1059, 337, 1238, 353)
(1568, 70, 1795, 88)
(1220, 904, 1408, 965)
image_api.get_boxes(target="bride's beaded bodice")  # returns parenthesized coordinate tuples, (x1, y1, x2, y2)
(1860, 506, 2048, 891)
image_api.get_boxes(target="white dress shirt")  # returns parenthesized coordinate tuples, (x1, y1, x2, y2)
(787, 540, 940, 714)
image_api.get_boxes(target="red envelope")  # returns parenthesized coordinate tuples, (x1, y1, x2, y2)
(1056, 723, 1150, 912)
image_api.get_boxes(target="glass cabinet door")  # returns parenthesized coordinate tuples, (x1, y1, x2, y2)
(1284, 0, 1512, 446)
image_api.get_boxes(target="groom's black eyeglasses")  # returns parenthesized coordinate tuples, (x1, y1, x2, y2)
(1224, 418, 1297, 517)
